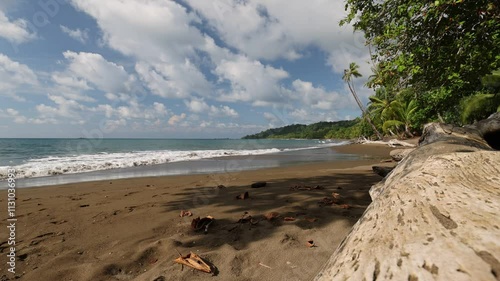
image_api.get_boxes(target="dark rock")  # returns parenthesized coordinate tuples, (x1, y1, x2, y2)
(236, 191, 249, 200)
(372, 166, 395, 177)
(251, 181, 267, 188)
(18, 254, 28, 261)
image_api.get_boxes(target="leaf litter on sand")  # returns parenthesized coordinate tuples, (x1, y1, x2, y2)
(174, 251, 213, 274)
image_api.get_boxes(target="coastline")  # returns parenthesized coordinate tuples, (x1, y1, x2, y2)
(0, 143, 396, 281)
(1, 144, 383, 189)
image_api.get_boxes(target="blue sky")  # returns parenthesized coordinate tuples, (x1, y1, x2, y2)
(0, 0, 373, 138)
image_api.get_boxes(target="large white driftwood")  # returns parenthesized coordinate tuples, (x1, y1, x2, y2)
(315, 115, 500, 281)
(358, 138, 416, 148)
(390, 148, 415, 162)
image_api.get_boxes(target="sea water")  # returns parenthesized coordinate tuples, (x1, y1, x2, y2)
(0, 138, 353, 187)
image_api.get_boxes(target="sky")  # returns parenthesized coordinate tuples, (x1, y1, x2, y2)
(0, 0, 374, 138)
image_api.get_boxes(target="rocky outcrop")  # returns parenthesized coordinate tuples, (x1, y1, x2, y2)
(315, 114, 500, 281)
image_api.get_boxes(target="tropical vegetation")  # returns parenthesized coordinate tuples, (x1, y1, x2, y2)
(244, 1, 499, 140)
(339, 0, 500, 139)
(242, 120, 365, 139)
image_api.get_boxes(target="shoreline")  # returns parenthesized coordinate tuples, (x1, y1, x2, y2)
(1, 143, 392, 189)
(0, 143, 397, 281)
(0, 139, 347, 183)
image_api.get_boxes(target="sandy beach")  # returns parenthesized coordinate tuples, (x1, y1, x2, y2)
(0, 144, 396, 281)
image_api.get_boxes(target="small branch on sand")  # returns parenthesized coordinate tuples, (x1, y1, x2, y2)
(356, 138, 416, 147)
(259, 262, 272, 269)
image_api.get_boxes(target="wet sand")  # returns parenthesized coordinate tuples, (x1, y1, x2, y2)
(0, 143, 397, 281)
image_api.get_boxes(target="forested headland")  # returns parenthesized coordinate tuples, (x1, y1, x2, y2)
(242, 120, 363, 139)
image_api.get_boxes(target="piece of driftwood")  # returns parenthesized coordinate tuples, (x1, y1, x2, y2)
(390, 148, 415, 161)
(358, 138, 416, 147)
(174, 252, 212, 273)
(315, 114, 500, 281)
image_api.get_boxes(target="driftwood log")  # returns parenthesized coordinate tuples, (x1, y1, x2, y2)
(315, 113, 500, 281)
(390, 148, 415, 162)
(357, 138, 417, 148)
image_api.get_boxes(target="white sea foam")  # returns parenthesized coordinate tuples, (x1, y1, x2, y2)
(0, 141, 348, 180)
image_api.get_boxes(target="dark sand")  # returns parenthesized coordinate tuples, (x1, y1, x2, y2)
(0, 143, 397, 281)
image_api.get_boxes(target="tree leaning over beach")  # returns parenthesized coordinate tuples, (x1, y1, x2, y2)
(343, 62, 383, 140)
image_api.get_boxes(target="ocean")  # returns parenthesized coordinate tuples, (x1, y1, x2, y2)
(0, 138, 357, 188)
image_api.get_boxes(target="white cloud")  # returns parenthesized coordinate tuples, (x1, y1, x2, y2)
(216, 105, 239, 118)
(135, 60, 211, 99)
(71, 0, 357, 111)
(185, 98, 239, 118)
(5, 108, 27, 124)
(215, 56, 289, 105)
(58, 0, 372, 135)
(186, 0, 372, 88)
(103, 119, 127, 131)
(2, 103, 62, 125)
(291, 79, 355, 110)
(46, 51, 143, 104)
(71, 0, 218, 100)
(288, 108, 339, 124)
(51, 73, 92, 90)
(168, 113, 186, 125)
(71, 0, 204, 61)
(185, 1, 364, 64)
(60, 25, 89, 43)
(263, 112, 281, 127)
(0, 10, 36, 44)
(185, 98, 209, 113)
(60, 51, 132, 93)
(185, 0, 297, 60)
(153, 102, 168, 116)
(104, 93, 118, 101)
(36, 94, 86, 120)
(92, 94, 169, 122)
(0, 53, 38, 87)
(0, 53, 38, 100)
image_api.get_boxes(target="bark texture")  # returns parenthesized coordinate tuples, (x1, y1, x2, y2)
(390, 148, 415, 162)
(315, 115, 500, 281)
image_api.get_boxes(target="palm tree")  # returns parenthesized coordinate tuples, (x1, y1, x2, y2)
(366, 64, 385, 89)
(382, 99, 418, 138)
(367, 87, 394, 122)
(343, 62, 383, 140)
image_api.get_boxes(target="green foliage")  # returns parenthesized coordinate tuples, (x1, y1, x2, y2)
(242, 120, 364, 139)
(342, 0, 500, 124)
(460, 92, 500, 123)
(241, 124, 306, 139)
(366, 87, 419, 138)
(381, 99, 419, 137)
(482, 70, 500, 92)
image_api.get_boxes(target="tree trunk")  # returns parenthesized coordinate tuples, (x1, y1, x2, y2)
(347, 81, 384, 140)
(315, 114, 500, 281)
(404, 124, 414, 138)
